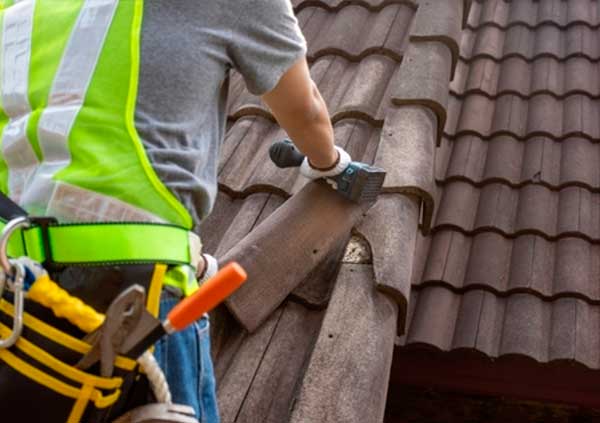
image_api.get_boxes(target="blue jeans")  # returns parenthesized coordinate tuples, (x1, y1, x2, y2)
(153, 293, 220, 423)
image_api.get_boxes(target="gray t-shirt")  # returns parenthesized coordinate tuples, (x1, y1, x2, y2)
(136, 0, 306, 229)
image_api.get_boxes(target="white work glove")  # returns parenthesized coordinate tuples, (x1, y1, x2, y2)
(197, 253, 218, 284)
(300, 145, 352, 180)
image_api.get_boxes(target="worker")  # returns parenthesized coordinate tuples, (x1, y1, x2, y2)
(0, 0, 351, 422)
(136, 0, 354, 420)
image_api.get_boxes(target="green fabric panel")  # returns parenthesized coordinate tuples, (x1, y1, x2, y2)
(0, 160, 7, 196)
(25, 110, 42, 161)
(0, 161, 7, 196)
(0, 10, 9, 195)
(46, 224, 190, 264)
(28, 0, 83, 160)
(56, 0, 192, 228)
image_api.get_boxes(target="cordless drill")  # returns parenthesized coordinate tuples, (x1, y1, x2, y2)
(269, 140, 386, 203)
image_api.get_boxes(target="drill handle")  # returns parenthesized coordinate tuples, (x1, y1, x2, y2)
(269, 140, 305, 168)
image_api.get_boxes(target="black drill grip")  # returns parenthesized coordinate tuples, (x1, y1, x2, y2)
(269, 139, 305, 168)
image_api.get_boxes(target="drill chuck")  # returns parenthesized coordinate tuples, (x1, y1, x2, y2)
(328, 162, 386, 203)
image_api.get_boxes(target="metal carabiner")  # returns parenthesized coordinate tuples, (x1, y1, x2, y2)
(0, 216, 30, 349)
(0, 260, 25, 349)
(0, 215, 30, 276)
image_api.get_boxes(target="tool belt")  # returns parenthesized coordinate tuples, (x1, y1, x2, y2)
(0, 211, 203, 422)
(0, 265, 159, 422)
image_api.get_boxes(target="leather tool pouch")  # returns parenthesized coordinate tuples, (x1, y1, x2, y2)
(0, 263, 164, 423)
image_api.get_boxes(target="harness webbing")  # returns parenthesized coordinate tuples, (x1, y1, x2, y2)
(2, 220, 200, 266)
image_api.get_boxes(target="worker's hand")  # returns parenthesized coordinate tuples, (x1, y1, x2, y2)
(197, 253, 218, 284)
(300, 145, 352, 180)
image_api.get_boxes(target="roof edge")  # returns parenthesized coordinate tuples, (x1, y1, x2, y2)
(391, 348, 600, 409)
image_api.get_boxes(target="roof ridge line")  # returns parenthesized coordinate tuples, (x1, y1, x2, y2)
(430, 224, 600, 245)
(444, 130, 600, 144)
(413, 280, 600, 308)
(436, 176, 600, 195)
(308, 47, 403, 63)
(465, 19, 600, 32)
(293, 0, 417, 14)
(459, 52, 600, 64)
(451, 88, 600, 102)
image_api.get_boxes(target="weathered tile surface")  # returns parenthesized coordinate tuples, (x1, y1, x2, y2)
(403, 0, 600, 385)
(401, 286, 600, 369)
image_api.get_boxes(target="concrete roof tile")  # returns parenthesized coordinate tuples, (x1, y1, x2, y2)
(390, 41, 452, 144)
(402, 286, 600, 369)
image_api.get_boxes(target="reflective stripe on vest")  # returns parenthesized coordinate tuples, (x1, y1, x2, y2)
(1, 0, 38, 203)
(0, 0, 193, 228)
(22, 0, 119, 210)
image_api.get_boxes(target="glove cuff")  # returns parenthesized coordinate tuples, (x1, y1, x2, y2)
(300, 146, 352, 180)
(197, 253, 218, 284)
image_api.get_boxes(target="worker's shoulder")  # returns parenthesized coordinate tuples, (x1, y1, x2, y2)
(180, 0, 295, 31)
(237, 0, 295, 20)
(222, 0, 294, 13)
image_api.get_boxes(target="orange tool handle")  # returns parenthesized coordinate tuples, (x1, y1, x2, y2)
(166, 262, 247, 332)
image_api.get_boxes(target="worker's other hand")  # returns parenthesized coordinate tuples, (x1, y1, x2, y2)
(301, 146, 351, 181)
(197, 253, 218, 284)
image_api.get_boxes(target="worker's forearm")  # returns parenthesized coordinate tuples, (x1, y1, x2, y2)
(262, 59, 338, 168)
(277, 87, 336, 169)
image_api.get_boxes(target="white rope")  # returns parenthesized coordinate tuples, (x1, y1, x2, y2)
(138, 351, 172, 404)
